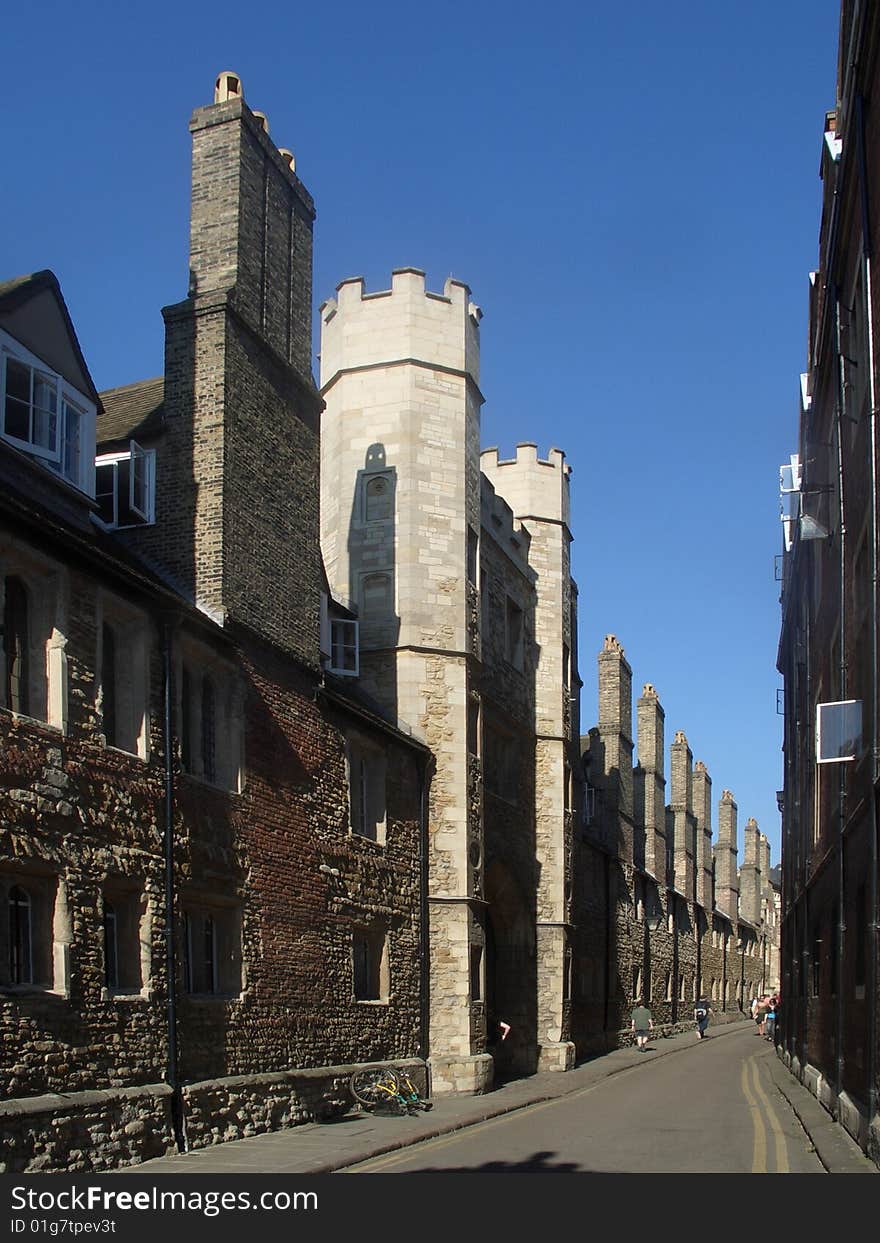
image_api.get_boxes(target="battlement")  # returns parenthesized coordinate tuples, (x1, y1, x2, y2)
(319, 268, 481, 390)
(480, 443, 571, 527)
(480, 476, 531, 572)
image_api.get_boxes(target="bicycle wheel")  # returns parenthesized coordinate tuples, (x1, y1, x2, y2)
(350, 1066, 400, 1109)
(394, 1068, 433, 1111)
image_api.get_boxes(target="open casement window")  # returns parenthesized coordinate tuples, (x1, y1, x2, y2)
(347, 735, 387, 843)
(352, 927, 389, 1002)
(816, 699, 862, 763)
(95, 439, 156, 528)
(329, 618, 358, 676)
(1, 331, 96, 492)
(182, 902, 242, 997)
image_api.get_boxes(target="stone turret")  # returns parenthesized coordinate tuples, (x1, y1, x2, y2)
(714, 790, 739, 919)
(635, 683, 666, 881)
(693, 760, 713, 909)
(669, 730, 696, 898)
(739, 818, 762, 925)
(320, 268, 484, 1092)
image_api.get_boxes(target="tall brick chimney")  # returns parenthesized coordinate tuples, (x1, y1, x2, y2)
(596, 635, 634, 859)
(635, 683, 666, 882)
(693, 760, 714, 909)
(714, 789, 739, 919)
(739, 818, 762, 925)
(157, 73, 323, 664)
(669, 731, 696, 899)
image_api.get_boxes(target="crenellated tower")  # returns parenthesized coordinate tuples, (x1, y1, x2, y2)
(319, 269, 486, 1092)
(480, 443, 577, 1073)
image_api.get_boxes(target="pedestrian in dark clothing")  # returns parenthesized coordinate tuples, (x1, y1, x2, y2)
(694, 998, 712, 1039)
(630, 1000, 653, 1051)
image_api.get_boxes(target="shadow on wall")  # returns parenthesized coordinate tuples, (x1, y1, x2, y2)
(347, 444, 400, 719)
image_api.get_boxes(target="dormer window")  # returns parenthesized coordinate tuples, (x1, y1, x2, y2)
(1, 329, 96, 493)
(95, 440, 156, 527)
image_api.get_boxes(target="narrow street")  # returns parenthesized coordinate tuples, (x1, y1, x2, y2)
(346, 1028, 823, 1174)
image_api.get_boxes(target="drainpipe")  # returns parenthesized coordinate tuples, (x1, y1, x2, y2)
(162, 617, 185, 1151)
(602, 851, 611, 1041)
(856, 91, 880, 1135)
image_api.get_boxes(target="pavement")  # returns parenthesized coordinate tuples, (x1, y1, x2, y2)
(126, 1020, 877, 1175)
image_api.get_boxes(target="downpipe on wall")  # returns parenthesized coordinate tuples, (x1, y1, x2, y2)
(162, 616, 186, 1153)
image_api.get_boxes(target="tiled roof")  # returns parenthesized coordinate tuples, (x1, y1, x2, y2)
(97, 376, 165, 446)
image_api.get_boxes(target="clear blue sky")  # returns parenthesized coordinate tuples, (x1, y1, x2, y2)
(3, 1, 841, 866)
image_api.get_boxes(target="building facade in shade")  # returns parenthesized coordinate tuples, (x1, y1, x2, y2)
(777, 0, 880, 1169)
(0, 75, 428, 1173)
(319, 276, 580, 1091)
(572, 635, 778, 1056)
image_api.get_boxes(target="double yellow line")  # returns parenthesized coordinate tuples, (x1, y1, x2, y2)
(741, 1055, 789, 1173)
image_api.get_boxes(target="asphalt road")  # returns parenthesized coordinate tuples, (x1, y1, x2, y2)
(345, 1027, 825, 1174)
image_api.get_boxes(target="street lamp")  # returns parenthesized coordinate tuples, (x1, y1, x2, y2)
(646, 912, 663, 933)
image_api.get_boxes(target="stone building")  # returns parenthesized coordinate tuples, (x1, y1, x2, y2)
(777, 0, 880, 1169)
(0, 75, 427, 1173)
(319, 273, 580, 1092)
(573, 635, 778, 1055)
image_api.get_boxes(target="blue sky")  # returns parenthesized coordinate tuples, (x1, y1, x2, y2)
(3, 1, 840, 864)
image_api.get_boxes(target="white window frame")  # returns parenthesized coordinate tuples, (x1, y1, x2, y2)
(94, 440, 156, 528)
(329, 618, 359, 676)
(816, 699, 863, 764)
(1, 329, 96, 493)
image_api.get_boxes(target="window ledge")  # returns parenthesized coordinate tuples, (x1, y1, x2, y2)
(0, 985, 68, 1000)
(355, 998, 390, 1006)
(0, 707, 62, 733)
(350, 831, 386, 848)
(103, 742, 149, 763)
(180, 771, 243, 796)
(100, 988, 148, 1002)
(183, 992, 243, 1003)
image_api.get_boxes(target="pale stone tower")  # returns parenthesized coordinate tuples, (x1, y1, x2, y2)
(319, 270, 485, 1092)
(669, 731, 696, 898)
(635, 683, 666, 881)
(740, 817, 762, 925)
(693, 760, 714, 910)
(714, 789, 739, 918)
(480, 444, 576, 1072)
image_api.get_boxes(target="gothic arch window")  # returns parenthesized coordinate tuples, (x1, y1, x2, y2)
(364, 474, 392, 522)
(4, 576, 29, 715)
(8, 884, 32, 984)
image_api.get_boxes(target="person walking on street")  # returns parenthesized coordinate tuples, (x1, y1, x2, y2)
(755, 995, 769, 1037)
(694, 997, 712, 1039)
(630, 999, 653, 1051)
(765, 996, 777, 1043)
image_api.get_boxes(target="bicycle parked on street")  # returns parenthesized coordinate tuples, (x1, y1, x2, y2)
(350, 1064, 433, 1115)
